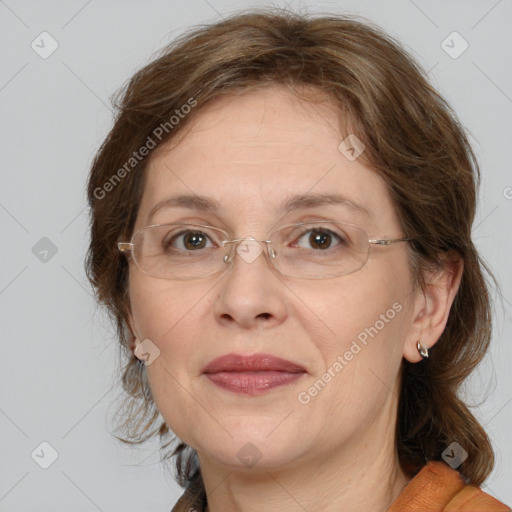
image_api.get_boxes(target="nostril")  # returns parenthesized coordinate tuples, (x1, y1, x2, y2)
(257, 313, 271, 320)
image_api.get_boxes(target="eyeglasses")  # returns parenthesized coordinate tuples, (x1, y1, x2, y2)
(117, 221, 413, 280)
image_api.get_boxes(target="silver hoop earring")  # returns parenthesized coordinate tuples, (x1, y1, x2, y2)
(417, 341, 430, 359)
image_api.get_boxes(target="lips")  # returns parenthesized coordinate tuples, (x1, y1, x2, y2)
(202, 353, 306, 374)
(202, 353, 306, 395)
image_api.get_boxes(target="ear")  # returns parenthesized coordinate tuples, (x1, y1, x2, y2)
(403, 252, 464, 362)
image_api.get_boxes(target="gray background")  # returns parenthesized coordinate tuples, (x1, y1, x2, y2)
(1, 0, 511, 510)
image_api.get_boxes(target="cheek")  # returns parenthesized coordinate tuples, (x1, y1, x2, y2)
(297, 265, 410, 407)
(128, 269, 203, 340)
(127, 273, 199, 393)
(296, 296, 407, 437)
(128, 274, 207, 443)
(298, 265, 408, 350)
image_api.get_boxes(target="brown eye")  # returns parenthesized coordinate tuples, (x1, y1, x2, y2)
(164, 230, 213, 251)
(309, 230, 332, 250)
(183, 232, 208, 250)
(295, 228, 344, 251)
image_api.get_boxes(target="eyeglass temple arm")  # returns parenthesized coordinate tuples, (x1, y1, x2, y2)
(368, 237, 413, 246)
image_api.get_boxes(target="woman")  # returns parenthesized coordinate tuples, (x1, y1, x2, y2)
(86, 9, 510, 512)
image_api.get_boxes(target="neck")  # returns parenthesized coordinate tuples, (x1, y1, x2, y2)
(198, 402, 410, 512)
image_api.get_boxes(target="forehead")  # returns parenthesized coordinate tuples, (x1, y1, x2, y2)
(137, 85, 399, 233)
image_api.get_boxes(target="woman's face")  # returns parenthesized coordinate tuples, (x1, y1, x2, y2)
(127, 85, 419, 471)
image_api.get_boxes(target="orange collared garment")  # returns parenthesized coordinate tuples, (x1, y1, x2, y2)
(387, 461, 511, 512)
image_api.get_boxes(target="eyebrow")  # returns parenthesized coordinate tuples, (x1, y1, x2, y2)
(147, 192, 371, 223)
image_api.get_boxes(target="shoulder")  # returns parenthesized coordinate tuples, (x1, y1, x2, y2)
(388, 461, 511, 512)
(445, 484, 511, 511)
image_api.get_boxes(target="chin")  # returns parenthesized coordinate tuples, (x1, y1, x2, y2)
(194, 424, 310, 472)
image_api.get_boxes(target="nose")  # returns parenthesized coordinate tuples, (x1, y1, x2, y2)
(213, 238, 287, 329)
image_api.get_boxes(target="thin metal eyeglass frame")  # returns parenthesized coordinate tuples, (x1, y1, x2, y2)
(117, 221, 414, 280)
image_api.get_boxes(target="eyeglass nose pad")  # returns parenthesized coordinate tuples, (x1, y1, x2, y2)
(222, 245, 232, 264)
(222, 240, 238, 265)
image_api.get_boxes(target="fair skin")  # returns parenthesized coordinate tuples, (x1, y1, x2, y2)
(126, 85, 462, 512)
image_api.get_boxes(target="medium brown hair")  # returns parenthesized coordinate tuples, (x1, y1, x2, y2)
(86, 8, 496, 488)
